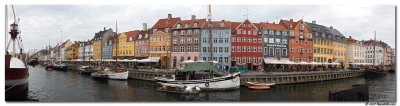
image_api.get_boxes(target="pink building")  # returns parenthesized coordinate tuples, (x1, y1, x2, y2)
(170, 15, 206, 68)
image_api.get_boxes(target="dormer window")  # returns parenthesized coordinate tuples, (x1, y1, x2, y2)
(194, 23, 198, 27)
(139, 34, 142, 39)
(145, 34, 148, 38)
(185, 23, 190, 28)
(177, 24, 181, 28)
(300, 24, 305, 30)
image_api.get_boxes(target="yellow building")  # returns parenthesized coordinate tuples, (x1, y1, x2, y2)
(66, 42, 80, 60)
(92, 38, 102, 60)
(113, 30, 138, 59)
(333, 41, 346, 63)
(149, 31, 171, 69)
(313, 38, 334, 63)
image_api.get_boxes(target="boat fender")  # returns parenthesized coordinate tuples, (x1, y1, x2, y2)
(205, 82, 209, 87)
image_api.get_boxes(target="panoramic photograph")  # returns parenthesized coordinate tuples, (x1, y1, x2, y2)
(4, 3, 396, 104)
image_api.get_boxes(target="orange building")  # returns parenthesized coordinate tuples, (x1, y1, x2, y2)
(280, 19, 313, 62)
(149, 31, 171, 69)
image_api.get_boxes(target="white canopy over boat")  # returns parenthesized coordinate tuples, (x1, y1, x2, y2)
(137, 57, 160, 63)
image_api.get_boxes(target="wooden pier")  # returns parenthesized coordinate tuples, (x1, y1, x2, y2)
(127, 68, 171, 81)
(240, 70, 365, 85)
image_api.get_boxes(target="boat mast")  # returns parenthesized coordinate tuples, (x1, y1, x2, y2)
(115, 20, 118, 62)
(208, 4, 213, 62)
(373, 31, 376, 66)
(59, 30, 62, 63)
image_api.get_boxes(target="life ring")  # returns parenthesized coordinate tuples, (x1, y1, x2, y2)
(205, 82, 209, 87)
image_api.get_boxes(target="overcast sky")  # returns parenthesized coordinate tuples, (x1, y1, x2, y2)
(5, 5, 395, 51)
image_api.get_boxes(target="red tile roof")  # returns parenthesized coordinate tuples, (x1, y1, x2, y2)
(230, 22, 241, 29)
(173, 19, 207, 29)
(260, 22, 288, 30)
(201, 20, 231, 28)
(280, 19, 300, 29)
(124, 30, 139, 42)
(152, 17, 181, 29)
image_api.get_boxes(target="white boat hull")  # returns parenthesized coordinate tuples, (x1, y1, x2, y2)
(107, 71, 129, 80)
(156, 73, 240, 90)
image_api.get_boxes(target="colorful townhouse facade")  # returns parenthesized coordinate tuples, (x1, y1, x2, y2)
(231, 19, 263, 71)
(305, 21, 333, 63)
(170, 16, 205, 68)
(200, 20, 232, 70)
(149, 31, 171, 69)
(363, 40, 385, 65)
(148, 14, 180, 68)
(102, 36, 114, 59)
(134, 24, 150, 59)
(92, 28, 115, 60)
(113, 30, 138, 59)
(329, 26, 347, 64)
(260, 22, 289, 62)
(345, 36, 365, 67)
(281, 19, 313, 62)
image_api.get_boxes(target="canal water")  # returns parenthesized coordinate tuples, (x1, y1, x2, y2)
(24, 66, 395, 102)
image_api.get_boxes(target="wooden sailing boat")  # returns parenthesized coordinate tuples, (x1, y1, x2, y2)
(53, 30, 68, 71)
(106, 21, 129, 80)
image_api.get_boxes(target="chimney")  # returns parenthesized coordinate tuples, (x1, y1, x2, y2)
(168, 14, 172, 19)
(221, 19, 225, 22)
(330, 26, 333, 29)
(191, 15, 196, 20)
(290, 19, 293, 22)
(273, 22, 275, 24)
(104, 27, 106, 31)
(349, 36, 352, 38)
(312, 20, 316, 24)
(143, 23, 147, 31)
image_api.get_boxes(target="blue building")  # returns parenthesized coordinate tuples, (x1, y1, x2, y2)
(200, 20, 232, 70)
(102, 35, 114, 59)
(260, 22, 289, 61)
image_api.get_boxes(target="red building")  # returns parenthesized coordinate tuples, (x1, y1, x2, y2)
(231, 19, 263, 71)
(280, 19, 313, 62)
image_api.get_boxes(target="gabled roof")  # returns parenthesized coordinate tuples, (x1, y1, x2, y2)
(346, 37, 357, 44)
(172, 19, 207, 29)
(230, 22, 241, 29)
(260, 22, 288, 30)
(152, 17, 181, 29)
(234, 19, 259, 30)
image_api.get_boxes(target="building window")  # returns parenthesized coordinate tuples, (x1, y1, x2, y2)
(187, 38, 192, 43)
(242, 37, 246, 42)
(181, 30, 185, 35)
(269, 38, 274, 43)
(253, 46, 257, 52)
(232, 37, 236, 42)
(282, 39, 287, 44)
(219, 47, 223, 53)
(232, 46, 236, 52)
(242, 46, 246, 52)
(269, 47, 274, 56)
(237, 46, 241, 52)
(194, 46, 198, 52)
(173, 39, 177, 44)
(187, 46, 192, 52)
(187, 30, 192, 35)
(237, 37, 241, 42)
(194, 38, 199, 43)
(225, 38, 229, 43)
(282, 48, 287, 56)
(180, 46, 185, 52)
(248, 38, 251, 42)
(214, 47, 218, 53)
(264, 47, 268, 55)
(173, 46, 177, 52)
(264, 38, 268, 43)
(247, 46, 251, 52)
(214, 38, 218, 43)
(237, 29, 241, 34)
(224, 47, 229, 53)
(181, 38, 185, 44)
(258, 38, 262, 43)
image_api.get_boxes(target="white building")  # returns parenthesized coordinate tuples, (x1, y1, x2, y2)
(363, 40, 384, 65)
(345, 36, 365, 66)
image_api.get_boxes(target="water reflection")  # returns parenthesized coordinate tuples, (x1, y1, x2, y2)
(24, 66, 394, 102)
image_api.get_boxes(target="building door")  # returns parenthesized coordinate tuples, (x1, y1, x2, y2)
(173, 57, 177, 68)
(275, 48, 281, 59)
